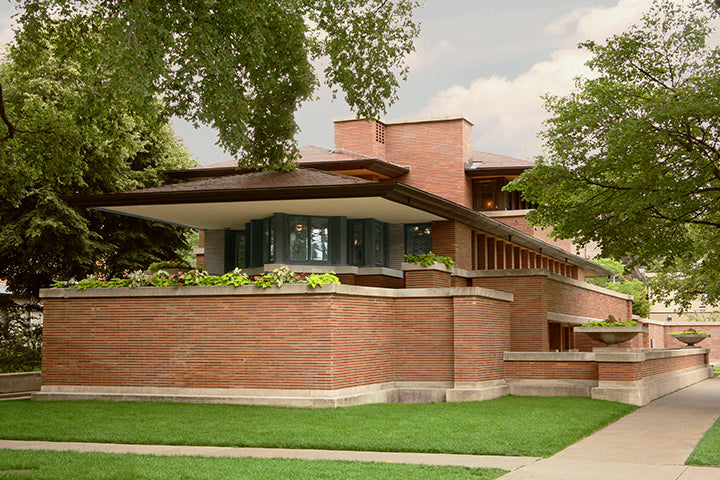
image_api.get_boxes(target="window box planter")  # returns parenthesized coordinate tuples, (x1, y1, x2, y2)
(670, 332, 711, 347)
(574, 326, 648, 347)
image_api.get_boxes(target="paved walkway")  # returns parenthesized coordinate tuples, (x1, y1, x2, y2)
(1, 377, 720, 478)
(501, 375, 720, 479)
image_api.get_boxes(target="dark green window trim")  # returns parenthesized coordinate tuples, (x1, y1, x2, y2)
(405, 223, 432, 256)
(348, 219, 389, 267)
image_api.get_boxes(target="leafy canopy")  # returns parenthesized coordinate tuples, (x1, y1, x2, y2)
(507, 0, 720, 310)
(13, 0, 420, 171)
(0, 24, 198, 298)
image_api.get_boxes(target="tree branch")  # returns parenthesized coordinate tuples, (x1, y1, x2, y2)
(0, 84, 16, 141)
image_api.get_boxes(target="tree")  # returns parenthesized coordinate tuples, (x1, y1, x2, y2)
(507, 0, 720, 310)
(12, 0, 421, 171)
(0, 26, 198, 298)
(586, 258, 651, 318)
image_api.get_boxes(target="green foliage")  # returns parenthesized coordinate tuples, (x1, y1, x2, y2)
(252, 275, 275, 289)
(586, 258, 651, 317)
(271, 265, 297, 287)
(51, 266, 340, 290)
(0, 25, 199, 299)
(506, 0, 720, 309)
(12, 0, 420, 170)
(0, 397, 635, 457)
(404, 252, 456, 269)
(582, 319, 639, 327)
(0, 297, 42, 373)
(306, 272, 341, 288)
(589, 258, 626, 280)
(669, 328, 709, 335)
(147, 260, 192, 272)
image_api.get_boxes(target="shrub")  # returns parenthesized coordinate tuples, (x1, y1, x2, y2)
(0, 298, 42, 373)
(51, 266, 340, 291)
(404, 252, 455, 269)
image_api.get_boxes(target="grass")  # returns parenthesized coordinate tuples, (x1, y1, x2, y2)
(687, 415, 720, 466)
(0, 449, 507, 480)
(0, 396, 636, 458)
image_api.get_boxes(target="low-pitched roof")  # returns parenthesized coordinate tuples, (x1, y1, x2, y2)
(167, 146, 410, 181)
(466, 152, 535, 177)
(69, 168, 607, 276)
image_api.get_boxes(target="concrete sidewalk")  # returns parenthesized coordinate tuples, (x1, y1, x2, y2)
(1, 377, 719, 478)
(0, 439, 540, 471)
(500, 375, 720, 479)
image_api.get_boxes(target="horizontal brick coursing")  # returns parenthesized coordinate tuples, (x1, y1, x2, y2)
(405, 269, 451, 288)
(598, 354, 707, 382)
(42, 290, 509, 391)
(504, 361, 598, 380)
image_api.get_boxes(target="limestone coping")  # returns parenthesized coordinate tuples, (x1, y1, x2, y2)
(401, 262, 453, 273)
(247, 264, 405, 279)
(504, 348, 709, 363)
(40, 283, 513, 302)
(451, 268, 632, 301)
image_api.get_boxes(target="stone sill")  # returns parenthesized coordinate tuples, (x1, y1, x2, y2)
(504, 348, 709, 363)
(40, 283, 513, 302)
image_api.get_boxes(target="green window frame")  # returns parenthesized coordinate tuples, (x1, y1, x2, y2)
(405, 223, 432, 256)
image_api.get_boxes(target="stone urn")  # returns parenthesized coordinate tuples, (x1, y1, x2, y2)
(670, 330, 710, 347)
(574, 326, 648, 347)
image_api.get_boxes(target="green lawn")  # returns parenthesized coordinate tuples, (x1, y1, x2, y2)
(0, 396, 635, 458)
(687, 415, 720, 466)
(0, 449, 507, 480)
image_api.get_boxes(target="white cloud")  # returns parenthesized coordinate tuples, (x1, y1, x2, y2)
(406, 37, 455, 71)
(420, 0, 655, 159)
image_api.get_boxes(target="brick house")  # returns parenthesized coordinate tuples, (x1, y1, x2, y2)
(38, 116, 712, 407)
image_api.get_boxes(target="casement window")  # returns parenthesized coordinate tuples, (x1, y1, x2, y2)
(348, 219, 389, 267)
(289, 216, 329, 262)
(404, 223, 432, 256)
(227, 214, 389, 270)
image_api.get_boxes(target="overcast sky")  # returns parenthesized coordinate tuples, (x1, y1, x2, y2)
(1, 0, 657, 165)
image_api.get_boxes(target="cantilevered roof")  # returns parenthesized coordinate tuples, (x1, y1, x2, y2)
(69, 168, 608, 276)
(465, 152, 535, 177)
(167, 146, 410, 181)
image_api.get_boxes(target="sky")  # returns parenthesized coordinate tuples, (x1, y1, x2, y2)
(0, 0, 657, 165)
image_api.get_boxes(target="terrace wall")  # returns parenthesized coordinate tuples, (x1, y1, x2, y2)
(37, 284, 512, 407)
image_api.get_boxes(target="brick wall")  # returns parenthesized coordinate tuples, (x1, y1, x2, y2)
(661, 324, 720, 363)
(472, 272, 632, 352)
(453, 296, 511, 382)
(505, 361, 597, 380)
(597, 353, 707, 382)
(41, 286, 510, 392)
(432, 221, 473, 270)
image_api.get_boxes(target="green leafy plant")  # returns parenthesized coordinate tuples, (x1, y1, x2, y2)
(272, 265, 299, 287)
(147, 260, 191, 272)
(76, 275, 109, 291)
(125, 271, 152, 288)
(306, 272, 341, 288)
(0, 298, 42, 373)
(404, 252, 456, 269)
(253, 275, 276, 289)
(582, 315, 638, 327)
(219, 269, 251, 287)
(670, 328, 709, 335)
(51, 266, 342, 290)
